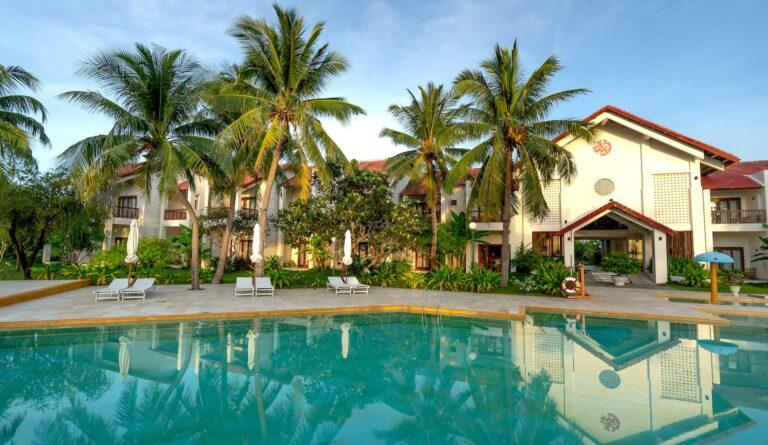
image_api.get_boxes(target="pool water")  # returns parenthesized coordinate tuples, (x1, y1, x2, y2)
(0, 312, 766, 444)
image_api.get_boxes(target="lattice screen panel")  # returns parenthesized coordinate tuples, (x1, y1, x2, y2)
(534, 180, 561, 226)
(659, 344, 700, 402)
(533, 328, 564, 384)
(653, 173, 690, 225)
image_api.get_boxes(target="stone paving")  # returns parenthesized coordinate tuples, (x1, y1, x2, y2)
(0, 282, 759, 329)
(0, 280, 80, 298)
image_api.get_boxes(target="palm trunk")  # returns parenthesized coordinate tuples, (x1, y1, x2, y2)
(256, 143, 283, 277)
(176, 191, 201, 290)
(500, 148, 513, 287)
(429, 206, 438, 269)
(212, 190, 237, 284)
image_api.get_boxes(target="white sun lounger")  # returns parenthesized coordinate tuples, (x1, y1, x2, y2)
(327, 276, 352, 294)
(255, 277, 275, 297)
(346, 276, 370, 294)
(120, 278, 156, 301)
(235, 277, 254, 298)
(94, 278, 130, 302)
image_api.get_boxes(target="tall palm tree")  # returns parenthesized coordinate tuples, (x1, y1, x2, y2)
(0, 65, 49, 184)
(58, 43, 218, 289)
(447, 42, 594, 286)
(216, 4, 365, 276)
(382, 83, 476, 268)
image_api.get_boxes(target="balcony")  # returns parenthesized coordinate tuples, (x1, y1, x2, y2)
(114, 206, 139, 219)
(711, 209, 766, 224)
(469, 209, 502, 222)
(164, 209, 187, 220)
(240, 207, 257, 216)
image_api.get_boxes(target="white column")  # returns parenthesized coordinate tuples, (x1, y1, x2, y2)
(652, 230, 668, 284)
(563, 230, 575, 268)
(689, 160, 707, 255)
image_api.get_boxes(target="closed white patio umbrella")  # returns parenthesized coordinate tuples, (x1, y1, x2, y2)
(125, 219, 140, 283)
(342, 230, 353, 266)
(247, 329, 259, 370)
(340, 322, 351, 359)
(118, 336, 131, 381)
(226, 332, 234, 363)
(193, 339, 201, 375)
(250, 223, 262, 264)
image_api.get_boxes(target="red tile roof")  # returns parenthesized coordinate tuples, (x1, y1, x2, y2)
(179, 181, 189, 191)
(556, 201, 675, 236)
(554, 105, 739, 165)
(119, 163, 143, 178)
(702, 160, 767, 190)
(356, 159, 387, 171)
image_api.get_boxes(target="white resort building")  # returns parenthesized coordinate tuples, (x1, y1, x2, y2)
(104, 105, 767, 282)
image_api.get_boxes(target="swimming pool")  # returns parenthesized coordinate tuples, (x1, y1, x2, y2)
(0, 312, 765, 444)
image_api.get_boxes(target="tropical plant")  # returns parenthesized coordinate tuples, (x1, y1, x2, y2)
(137, 237, 175, 271)
(264, 254, 282, 271)
(681, 264, 708, 288)
(535, 260, 572, 296)
(600, 251, 642, 275)
(437, 211, 487, 267)
(402, 271, 427, 289)
(668, 256, 698, 276)
(508, 274, 539, 293)
(371, 260, 410, 287)
(753, 226, 768, 264)
(382, 83, 476, 268)
(59, 43, 217, 290)
(462, 266, 501, 292)
(33, 263, 63, 280)
(719, 268, 746, 286)
(575, 239, 602, 265)
(88, 264, 117, 286)
(171, 225, 210, 267)
(89, 244, 126, 269)
(426, 265, 464, 291)
(267, 267, 292, 288)
(0, 64, 49, 187)
(447, 41, 594, 286)
(216, 4, 365, 276)
(511, 243, 542, 274)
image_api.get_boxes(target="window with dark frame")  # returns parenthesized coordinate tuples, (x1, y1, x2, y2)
(414, 250, 431, 270)
(532, 232, 563, 257)
(667, 231, 693, 258)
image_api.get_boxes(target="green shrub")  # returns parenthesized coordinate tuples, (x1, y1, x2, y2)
(426, 265, 463, 291)
(348, 255, 372, 276)
(719, 268, 746, 286)
(667, 257, 708, 287)
(33, 263, 64, 280)
(462, 266, 501, 293)
(668, 256, 695, 276)
(402, 271, 426, 289)
(535, 260, 573, 296)
(90, 245, 126, 269)
(267, 268, 292, 288)
(511, 243, 541, 274)
(508, 274, 539, 293)
(88, 264, 117, 285)
(371, 260, 410, 287)
(601, 252, 642, 275)
(137, 237, 175, 270)
(60, 263, 90, 279)
(264, 255, 282, 272)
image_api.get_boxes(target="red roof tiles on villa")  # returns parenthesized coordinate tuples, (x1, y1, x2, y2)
(554, 105, 740, 165)
(702, 160, 767, 190)
(556, 201, 675, 236)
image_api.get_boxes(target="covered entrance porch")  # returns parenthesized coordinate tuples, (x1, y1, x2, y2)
(558, 202, 673, 284)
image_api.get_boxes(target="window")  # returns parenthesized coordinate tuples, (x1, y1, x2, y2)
(239, 239, 253, 258)
(714, 198, 741, 211)
(715, 247, 745, 271)
(667, 231, 692, 258)
(113, 237, 127, 246)
(356, 242, 369, 257)
(532, 232, 562, 257)
(296, 243, 307, 268)
(414, 250, 431, 270)
(450, 199, 458, 206)
(115, 196, 139, 218)
(117, 195, 137, 208)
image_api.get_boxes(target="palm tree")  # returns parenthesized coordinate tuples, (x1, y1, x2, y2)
(0, 64, 49, 185)
(447, 42, 594, 286)
(382, 83, 476, 269)
(216, 4, 365, 276)
(58, 43, 219, 289)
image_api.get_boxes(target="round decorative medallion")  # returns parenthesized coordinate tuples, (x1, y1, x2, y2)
(600, 413, 621, 432)
(593, 139, 612, 155)
(599, 369, 621, 389)
(594, 178, 615, 196)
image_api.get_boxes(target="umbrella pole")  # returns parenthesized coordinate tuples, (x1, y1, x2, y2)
(709, 262, 719, 304)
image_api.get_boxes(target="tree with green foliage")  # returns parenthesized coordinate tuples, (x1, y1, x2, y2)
(59, 43, 219, 290)
(752, 224, 768, 264)
(382, 83, 476, 268)
(0, 64, 49, 187)
(436, 211, 487, 268)
(447, 41, 594, 286)
(215, 4, 365, 276)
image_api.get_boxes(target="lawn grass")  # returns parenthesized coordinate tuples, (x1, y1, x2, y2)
(664, 281, 768, 295)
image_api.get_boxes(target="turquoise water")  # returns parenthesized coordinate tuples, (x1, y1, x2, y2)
(0, 312, 765, 444)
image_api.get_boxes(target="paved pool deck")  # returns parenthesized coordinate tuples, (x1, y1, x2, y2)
(1, 282, 766, 330)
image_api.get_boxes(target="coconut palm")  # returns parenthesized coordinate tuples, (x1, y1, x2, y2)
(0, 64, 49, 185)
(58, 43, 219, 289)
(216, 4, 365, 276)
(381, 83, 476, 268)
(447, 42, 594, 286)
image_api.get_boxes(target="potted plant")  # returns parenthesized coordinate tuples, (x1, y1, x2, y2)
(719, 268, 746, 296)
(601, 252, 643, 286)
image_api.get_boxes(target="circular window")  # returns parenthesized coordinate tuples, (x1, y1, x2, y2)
(594, 178, 615, 196)
(599, 370, 621, 389)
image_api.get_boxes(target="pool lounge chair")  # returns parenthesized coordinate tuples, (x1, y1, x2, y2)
(346, 276, 370, 294)
(94, 278, 130, 302)
(120, 278, 156, 301)
(235, 277, 254, 298)
(327, 276, 352, 294)
(255, 277, 275, 297)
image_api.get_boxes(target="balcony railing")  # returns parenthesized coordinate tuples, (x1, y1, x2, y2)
(114, 206, 139, 219)
(240, 207, 257, 215)
(469, 209, 502, 222)
(712, 209, 766, 224)
(164, 209, 187, 220)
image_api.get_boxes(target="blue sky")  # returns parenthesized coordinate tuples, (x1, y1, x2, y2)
(2, 0, 766, 169)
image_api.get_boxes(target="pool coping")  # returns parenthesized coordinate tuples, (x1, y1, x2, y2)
(0, 279, 90, 308)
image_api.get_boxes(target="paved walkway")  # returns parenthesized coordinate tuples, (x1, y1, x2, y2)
(0, 283, 759, 329)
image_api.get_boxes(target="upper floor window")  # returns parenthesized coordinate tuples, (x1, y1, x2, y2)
(117, 196, 137, 209)
(713, 198, 741, 211)
(532, 232, 562, 257)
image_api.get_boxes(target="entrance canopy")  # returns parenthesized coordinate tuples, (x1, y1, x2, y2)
(557, 201, 674, 236)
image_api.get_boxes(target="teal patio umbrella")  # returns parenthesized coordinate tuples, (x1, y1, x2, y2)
(693, 251, 734, 304)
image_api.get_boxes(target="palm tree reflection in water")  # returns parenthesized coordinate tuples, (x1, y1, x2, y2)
(3, 314, 575, 444)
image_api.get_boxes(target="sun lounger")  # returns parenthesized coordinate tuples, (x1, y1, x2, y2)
(346, 276, 370, 294)
(327, 276, 352, 294)
(120, 278, 156, 301)
(235, 277, 254, 298)
(255, 277, 275, 297)
(94, 278, 130, 302)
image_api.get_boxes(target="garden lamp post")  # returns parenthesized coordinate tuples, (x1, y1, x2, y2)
(693, 251, 734, 304)
(469, 222, 477, 267)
